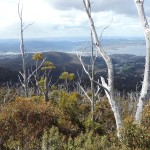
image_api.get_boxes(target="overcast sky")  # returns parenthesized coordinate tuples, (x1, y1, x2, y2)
(0, 0, 150, 39)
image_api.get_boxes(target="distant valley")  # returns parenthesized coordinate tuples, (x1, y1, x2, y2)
(0, 51, 145, 92)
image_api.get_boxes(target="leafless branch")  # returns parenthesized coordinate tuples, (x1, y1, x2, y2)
(92, 79, 110, 94)
(18, 75, 24, 87)
(77, 54, 92, 80)
(99, 18, 113, 44)
(18, 0, 23, 21)
(28, 58, 46, 80)
(77, 83, 92, 103)
(23, 22, 35, 31)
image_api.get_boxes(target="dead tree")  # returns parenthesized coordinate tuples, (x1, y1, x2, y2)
(83, 0, 122, 139)
(77, 42, 101, 122)
(134, 0, 150, 123)
(18, 1, 28, 97)
(18, 1, 45, 97)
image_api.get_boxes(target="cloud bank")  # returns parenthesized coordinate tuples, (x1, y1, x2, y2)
(47, 0, 150, 16)
(0, 0, 150, 38)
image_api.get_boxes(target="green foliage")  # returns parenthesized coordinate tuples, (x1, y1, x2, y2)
(123, 123, 150, 149)
(59, 72, 75, 81)
(68, 73, 75, 81)
(59, 72, 75, 92)
(73, 131, 107, 150)
(58, 91, 82, 129)
(122, 112, 150, 149)
(49, 90, 60, 104)
(79, 103, 91, 117)
(0, 96, 75, 149)
(51, 85, 57, 91)
(41, 61, 55, 71)
(38, 77, 45, 91)
(0, 86, 150, 150)
(42, 126, 66, 150)
(32, 53, 44, 61)
(94, 99, 116, 132)
(142, 101, 150, 129)
(83, 117, 103, 134)
(41, 127, 121, 150)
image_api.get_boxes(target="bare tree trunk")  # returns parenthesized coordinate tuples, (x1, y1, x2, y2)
(18, 2, 28, 97)
(18, 2, 43, 97)
(91, 31, 95, 121)
(44, 71, 49, 102)
(83, 0, 122, 138)
(77, 44, 98, 121)
(134, 0, 150, 123)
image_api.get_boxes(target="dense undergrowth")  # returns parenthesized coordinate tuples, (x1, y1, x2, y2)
(0, 88, 149, 150)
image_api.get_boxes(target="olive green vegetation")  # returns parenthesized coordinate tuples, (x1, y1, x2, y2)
(0, 54, 149, 150)
(0, 90, 150, 150)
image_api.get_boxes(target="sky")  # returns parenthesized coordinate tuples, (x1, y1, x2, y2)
(0, 0, 150, 39)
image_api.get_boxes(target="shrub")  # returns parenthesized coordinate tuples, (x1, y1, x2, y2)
(93, 99, 116, 133)
(123, 113, 150, 149)
(142, 101, 150, 129)
(58, 91, 83, 128)
(0, 96, 75, 149)
(42, 127, 121, 150)
(0, 87, 16, 105)
(42, 126, 66, 150)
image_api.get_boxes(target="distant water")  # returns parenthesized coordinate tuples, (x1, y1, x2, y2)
(73, 44, 146, 56)
(105, 44, 146, 56)
(0, 37, 146, 56)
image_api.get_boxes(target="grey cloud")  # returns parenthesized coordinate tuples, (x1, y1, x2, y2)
(46, 0, 82, 10)
(46, 0, 150, 16)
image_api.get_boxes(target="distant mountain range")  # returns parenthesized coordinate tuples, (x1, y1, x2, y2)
(0, 37, 146, 55)
(0, 51, 145, 92)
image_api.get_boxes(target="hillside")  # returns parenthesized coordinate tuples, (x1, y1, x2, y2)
(0, 52, 144, 92)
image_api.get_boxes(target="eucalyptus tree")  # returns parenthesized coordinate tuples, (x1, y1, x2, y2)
(32, 53, 44, 94)
(59, 72, 75, 92)
(32, 53, 44, 82)
(134, 0, 150, 123)
(40, 61, 56, 101)
(83, 0, 122, 139)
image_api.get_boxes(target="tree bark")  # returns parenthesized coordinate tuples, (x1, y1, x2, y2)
(18, 2, 28, 97)
(44, 71, 49, 102)
(83, 0, 122, 138)
(134, 0, 150, 123)
(91, 31, 95, 122)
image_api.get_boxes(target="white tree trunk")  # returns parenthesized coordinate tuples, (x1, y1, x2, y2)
(18, 2, 28, 97)
(134, 0, 150, 123)
(83, 0, 122, 138)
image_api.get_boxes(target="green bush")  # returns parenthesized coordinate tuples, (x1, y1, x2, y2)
(93, 99, 116, 133)
(0, 91, 150, 150)
(122, 108, 150, 150)
(42, 126, 66, 150)
(0, 97, 75, 149)
(42, 127, 121, 150)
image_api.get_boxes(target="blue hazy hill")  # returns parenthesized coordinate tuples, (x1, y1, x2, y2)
(0, 36, 146, 56)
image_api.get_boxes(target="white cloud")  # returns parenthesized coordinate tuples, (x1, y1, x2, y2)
(0, 0, 149, 38)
